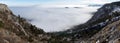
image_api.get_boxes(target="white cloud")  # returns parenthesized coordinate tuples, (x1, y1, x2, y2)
(10, 6, 98, 32)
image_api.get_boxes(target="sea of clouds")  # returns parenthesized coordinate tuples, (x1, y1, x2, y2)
(9, 5, 99, 32)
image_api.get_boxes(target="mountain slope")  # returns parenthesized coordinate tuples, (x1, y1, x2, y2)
(74, 1, 120, 43)
(0, 4, 48, 43)
(52, 1, 120, 43)
(86, 17, 120, 43)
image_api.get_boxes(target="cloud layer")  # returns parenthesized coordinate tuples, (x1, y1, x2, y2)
(9, 6, 98, 32)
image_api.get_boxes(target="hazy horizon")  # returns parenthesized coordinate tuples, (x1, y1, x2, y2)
(1, 0, 120, 6)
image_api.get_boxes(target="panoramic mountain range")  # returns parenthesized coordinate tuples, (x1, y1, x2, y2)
(0, 1, 120, 43)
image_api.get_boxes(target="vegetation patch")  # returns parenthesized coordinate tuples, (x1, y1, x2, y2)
(0, 21, 3, 27)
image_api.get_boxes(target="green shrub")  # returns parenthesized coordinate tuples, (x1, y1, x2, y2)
(0, 21, 3, 27)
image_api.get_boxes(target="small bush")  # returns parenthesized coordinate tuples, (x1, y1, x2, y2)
(0, 21, 3, 27)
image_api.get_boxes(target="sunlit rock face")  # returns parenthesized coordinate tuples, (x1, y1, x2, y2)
(9, 6, 98, 32)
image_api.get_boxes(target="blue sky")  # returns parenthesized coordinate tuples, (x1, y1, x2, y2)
(1, 0, 120, 6)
